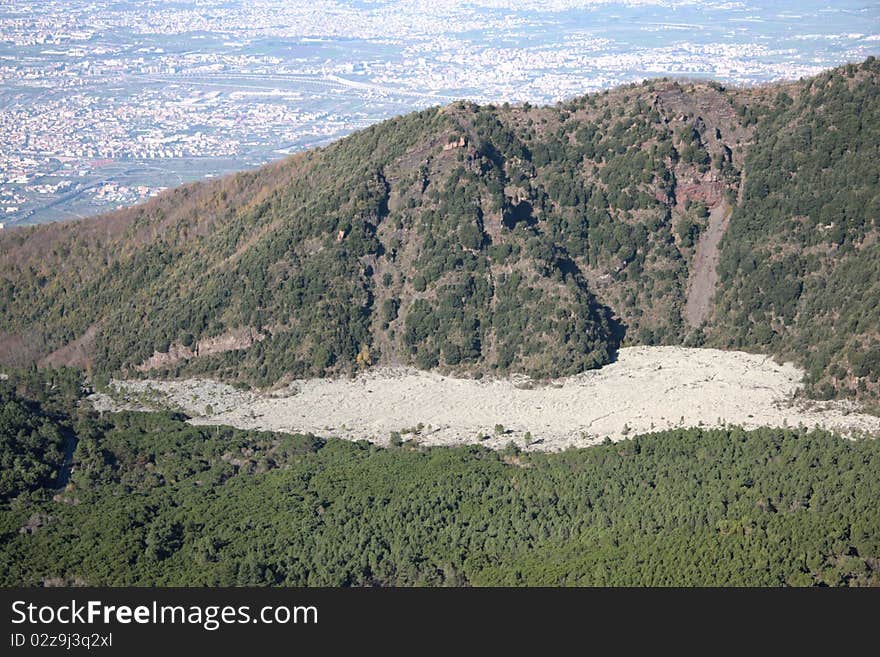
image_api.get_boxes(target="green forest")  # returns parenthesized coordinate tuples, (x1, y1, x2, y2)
(1, 373, 877, 587)
(712, 60, 880, 402)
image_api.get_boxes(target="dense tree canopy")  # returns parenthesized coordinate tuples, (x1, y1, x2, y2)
(712, 57, 880, 403)
(1, 378, 877, 587)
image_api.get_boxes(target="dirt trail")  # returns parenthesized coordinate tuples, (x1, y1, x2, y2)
(685, 200, 731, 327)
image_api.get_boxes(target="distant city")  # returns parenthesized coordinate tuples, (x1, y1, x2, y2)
(1, 0, 878, 226)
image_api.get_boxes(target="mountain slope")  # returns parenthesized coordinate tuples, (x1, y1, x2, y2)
(709, 60, 880, 402)
(1, 58, 878, 401)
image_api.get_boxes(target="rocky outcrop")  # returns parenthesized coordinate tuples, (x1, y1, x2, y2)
(442, 136, 467, 151)
(675, 176, 726, 208)
(136, 327, 265, 372)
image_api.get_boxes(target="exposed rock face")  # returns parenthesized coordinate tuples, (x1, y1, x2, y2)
(442, 136, 466, 151)
(136, 327, 265, 372)
(137, 344, 197, 372)
(198, 327, 266, 358)
(675, 177, 726, 208)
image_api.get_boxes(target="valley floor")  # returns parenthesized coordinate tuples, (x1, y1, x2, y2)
(90, 346, 880, 451)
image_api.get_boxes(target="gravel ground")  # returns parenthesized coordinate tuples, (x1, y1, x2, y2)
(89, 346, 880, 451)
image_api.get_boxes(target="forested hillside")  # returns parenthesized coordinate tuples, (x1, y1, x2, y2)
(0, 368, 81, 500)
(710, 60, 880, 403)
(1, 382, 877, 586)
(0, 58, 878, 400)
